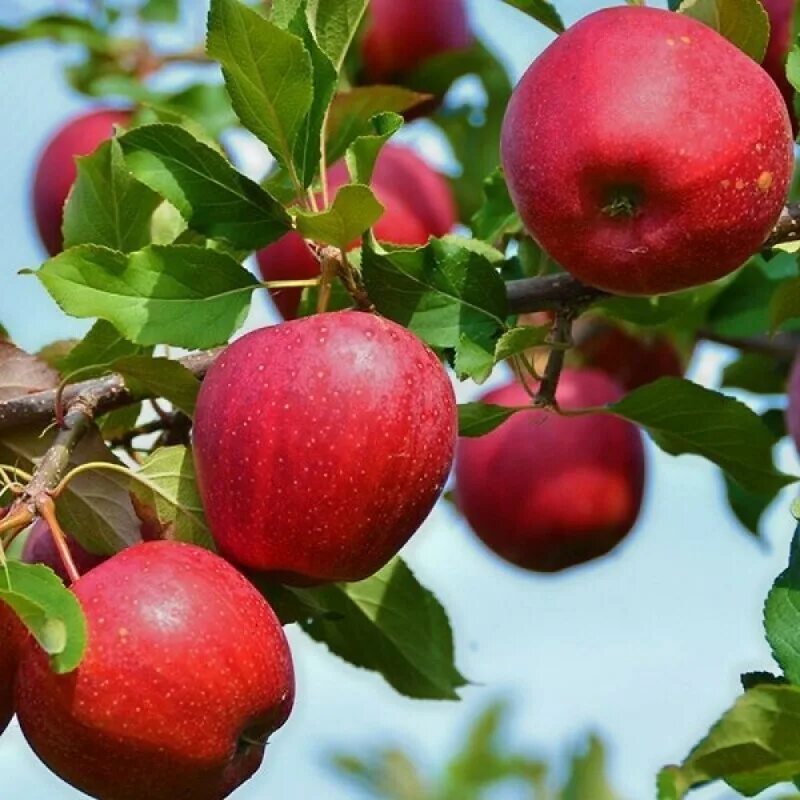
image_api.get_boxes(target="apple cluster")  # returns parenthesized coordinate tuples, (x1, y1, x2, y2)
(3, 2, 800, 799)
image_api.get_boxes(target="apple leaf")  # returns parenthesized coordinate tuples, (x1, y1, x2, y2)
(59, 320, 147, 381)
(771, 276, 800, 333)
(151, 84, 238, 141)
(63, 139, 161, 253)
(326, 86, 432, 165)
(458, 402, 525, 437)
(657, 685, 800, 798)
(678, 0, 769, 63)
(561, 736, 622, 800)
(362, 236, 508, 380)
(35, 244, 259, 349)
(0, 15, 111, 52)
(706, 255, 798, 337)
(611, 378, 795, 495)
(287, 9, 338, 189)
(498, 0, 565, 33)
(345, 112, 404, 185)
(494, 325, 549, 362)
(130, 446, 214, 550)
(305, 0, 369, 71)
(723, 473, 777, 538)
(119, 124, 291, 249)
(0, 427, 141, 555)
(0, 561, 87, 674)
(295, 185, 384, 249)
(141, 0, 180, 22)
(207, 0, 313, 181)
(721, 352, 789, 394)
(114, 356, 201, 418)
(288, 557, 467, 700)
(471, 167, 521, 243)
(765, 523, 800, 683)
(0, 341, 60, 402)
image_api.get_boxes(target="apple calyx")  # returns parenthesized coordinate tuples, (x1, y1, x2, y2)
(602, 185, 643, 218)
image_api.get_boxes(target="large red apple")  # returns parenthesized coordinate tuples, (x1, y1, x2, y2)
(575, 321, 685, 391)
(32, 108, 131, 256)
(455, 369, 645, 572)
(193, 311, 457, 583)
(16, 541, 294, 800)
(501, 6, 793, 296)
(361, 0, 473, 83)
(0, 600, 24, 737)
(21, 519, 106, 585)
(257, 145, 453, 319)
(761, 0, 797, 132)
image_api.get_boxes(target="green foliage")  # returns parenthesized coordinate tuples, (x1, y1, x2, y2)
(765, 524, 800, 683)
(678, 0, 770, 62)
(611, 378, 795, 496)
(35, 245, 259, 349)
(499, 0, 565, 33)
(114, 357, 200, 418)
(0, 561, 87, 674)
(295, 184, 384, 248)
(259, 558, 466, 700)
(471, 167, 521, 243)
(345, 112, 404, 184)
(458, 402, 524, 437)
(64, 140, 161, 253)
(362, 237, 508, 381)
(119, 124, 291, 249)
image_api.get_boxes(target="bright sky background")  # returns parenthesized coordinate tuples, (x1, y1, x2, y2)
(0, 1, 796, 799)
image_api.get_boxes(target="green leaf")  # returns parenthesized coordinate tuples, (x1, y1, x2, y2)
(291, 557, 467, 699)
(119, 124, 290, 249)
(362, 236, 508, 380)
(0, 561, 86, 674)
(306, 0, 369, 71)
(141, 0, 180, 22)
(458, 402, 524, 437)
(63, 139, 161, 253)
(285, 5, 338, 188)
(60, 320, 146, 380)
(295, 184, 383, 249)
(561, 736, 622, 800)
(610, 378, 796, 495)
(722, 352, 789, 394)
(114, 356, 200, 417)
(659, 685, 800, 797)
(131, 446, 214, 549)
(494, 325, 549, 362)
(0, 15, 111, 53)
(153, 83, 238, 140)
(0, 428, 141, 555)
(345, 112, 403, 185)
(499, 0, 565, 33)
(787, 45, 800, 92)
(207, 0, 313, 182)
(471, 167, 521, 243)
(708, 255, 799, 337)
(765, 524, 800, 683)
(35, 244, 259, 349)
(678, 0, 770, 62)
(271, 0, 305, 27)
(724, 473, 777, 538)
(326, 86, 430, 165)
(771, 276, 800, 332)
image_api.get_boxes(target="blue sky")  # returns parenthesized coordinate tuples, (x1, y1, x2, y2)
(0, 1, 795, 799)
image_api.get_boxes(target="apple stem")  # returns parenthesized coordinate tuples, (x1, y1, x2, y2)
(601, 186, 642, 218)
(37, 496, 81, 585)
(336, 248, 374, 312)
(0, 508, 35, 549)
(535, 311, 575, 408)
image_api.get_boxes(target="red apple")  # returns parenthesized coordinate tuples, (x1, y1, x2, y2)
(32, 108, 131, 256)
(21, 519, 106, 584)
(193, 311, 457, 583)
(761, 0, 797, 132)
(455, 369, 645, 572)
(16, 541, 294, 800)
(501, 6, 793, 296)
(575, 321, 685, 391)
(361, 0, 473, 83)
(257, 145, 453, 319)
(0, 600, 24, 737)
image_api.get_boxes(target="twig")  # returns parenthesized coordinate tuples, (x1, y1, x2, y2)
(535, 311, 574, 407)
(506, 274, 606, 313)
(764, 204, 800, 248)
